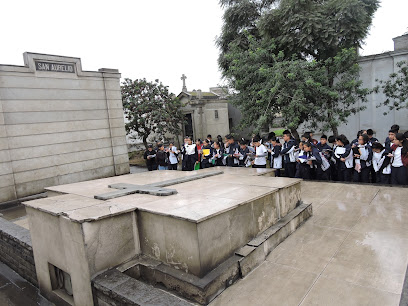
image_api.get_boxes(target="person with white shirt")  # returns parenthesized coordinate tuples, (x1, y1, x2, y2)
(181, 136, 198, 171)
(252, 136, 267, 168)
(389, 133, 408, 185)
(372, 142, 391, 184)
(167, 142, 179, 170)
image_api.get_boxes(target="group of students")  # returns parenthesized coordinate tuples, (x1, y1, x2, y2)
(143, 124, 408, 186)
(267, 124, 408, 186)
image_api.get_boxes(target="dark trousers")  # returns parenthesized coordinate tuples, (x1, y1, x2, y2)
(338, 168, 352, 182)
(253, 164, 266, 168)
(201, 159, 212, 168)
(147, 163, 157, 171)
(299, 164, 312, 180)
(391, 166, 408, 185)
(369, 165, 376, 183)
(226, 156, 238, 167)
(376, 173, 391, 184)
(274, 169, 281, 177)
(285, 162, 296, 178)
(330, 162, 338, 181)
(169, 164, 178, 170)
(316, 168, 329, 180)
(353, 167, 370, 183)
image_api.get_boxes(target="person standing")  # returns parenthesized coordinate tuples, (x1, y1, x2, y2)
(181, 137, 198, 171)
(281, 130, 297, 178)
(143, 144, 157, 171)
(201, 139, 213, 169)
(168, 142, 179, 170)
(372, 142, 391, 184)
(389, 133, 408, 185)
(268, 137, 283, 177)
(352, 134, 373, 183)
(225, 134, 240, 167)
(252, 136, 267, 168)
(156, 143, 169, 170)
(334, 134, 353, 182)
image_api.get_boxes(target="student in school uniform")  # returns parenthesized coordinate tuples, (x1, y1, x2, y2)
(308, 141, 330, 180)
(206, 135, 213, 147)
(144, 144, 157, 171)
(365, 129, 378, 183)
(237, 139, 251, 167)
(303, 142, 330, 180)
(366, 129, 378, 146)
(156, 143, 169, 170)
(268, 137, 283, 177)
(201, 139, 213, 169)
(216, 135, 224, 150)
(352, 134, 373, 183)
(297, 142, 312, 179)
(328, 135, 338, 181)
(167, 142, 179, 170)
(281, 130, 297, 178)
(351, 130, 363, 148)
(389, 133, 408, 185)
(305, 132, 318, 145)
(181, 136, 198, 171)
(334, 134, 353, 182)
(224, 134, 240, 167)
(252, 136, 268, 168)
(301, 132, 316, 147)
(372, 142, 391, 184)
(212, 141, 224, 166)
(384, 125, 399, 150)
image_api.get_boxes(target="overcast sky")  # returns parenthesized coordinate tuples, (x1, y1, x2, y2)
(1, 0, 407, 94)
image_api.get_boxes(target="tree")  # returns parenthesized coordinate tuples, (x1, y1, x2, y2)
(218, 0, 379, 136)
(375, 61, 408, 113)
(121, 78, 185, 149)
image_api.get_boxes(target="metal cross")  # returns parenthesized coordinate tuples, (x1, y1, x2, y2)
(94, 170, 223, 200)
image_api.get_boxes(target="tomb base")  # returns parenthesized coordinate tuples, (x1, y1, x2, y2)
(24, 168, 311, 305)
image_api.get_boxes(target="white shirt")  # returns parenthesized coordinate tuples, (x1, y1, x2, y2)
(184, 144, 196, 155)
(392, 147, 403, 167)
(254, 144, 267, 165)
(169, 147, 178, 164)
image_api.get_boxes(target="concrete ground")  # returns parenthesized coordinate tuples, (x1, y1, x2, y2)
(211, 181, 408, 306)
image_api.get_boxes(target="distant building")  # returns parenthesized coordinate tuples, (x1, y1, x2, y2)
(177, 75, 249, 142)
(306, 34, 408, 141)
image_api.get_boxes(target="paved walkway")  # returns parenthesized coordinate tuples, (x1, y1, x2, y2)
(211, 181, 408, 306)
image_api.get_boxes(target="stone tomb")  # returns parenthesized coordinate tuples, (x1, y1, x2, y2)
(24, 167, 312, 305)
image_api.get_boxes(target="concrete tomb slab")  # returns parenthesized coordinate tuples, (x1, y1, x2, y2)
(24, 168, 310, 305)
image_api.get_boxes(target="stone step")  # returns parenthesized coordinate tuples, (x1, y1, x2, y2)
(93, 269, 195, 306)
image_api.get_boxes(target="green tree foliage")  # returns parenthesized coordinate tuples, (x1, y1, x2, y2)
(218, 0, 379, 136)
(375, 61, 408, 113)
(121, 78, 185, 149)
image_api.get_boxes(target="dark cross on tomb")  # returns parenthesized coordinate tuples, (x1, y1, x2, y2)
(94, 170, 223, 200)
(181, 74, 187, 92)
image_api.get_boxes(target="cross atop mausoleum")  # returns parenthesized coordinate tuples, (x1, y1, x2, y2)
(181, 74, 187, 92)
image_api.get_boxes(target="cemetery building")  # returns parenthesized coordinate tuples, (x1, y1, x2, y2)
(177, 75, 247, 142)
(0, 53, 129, 204)
(324, 34, 408, 139)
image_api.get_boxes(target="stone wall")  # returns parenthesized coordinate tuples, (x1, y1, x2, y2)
(0, 53, 130, 203)
(0, 217, 37, 286)
(337, 34, 408, 141)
